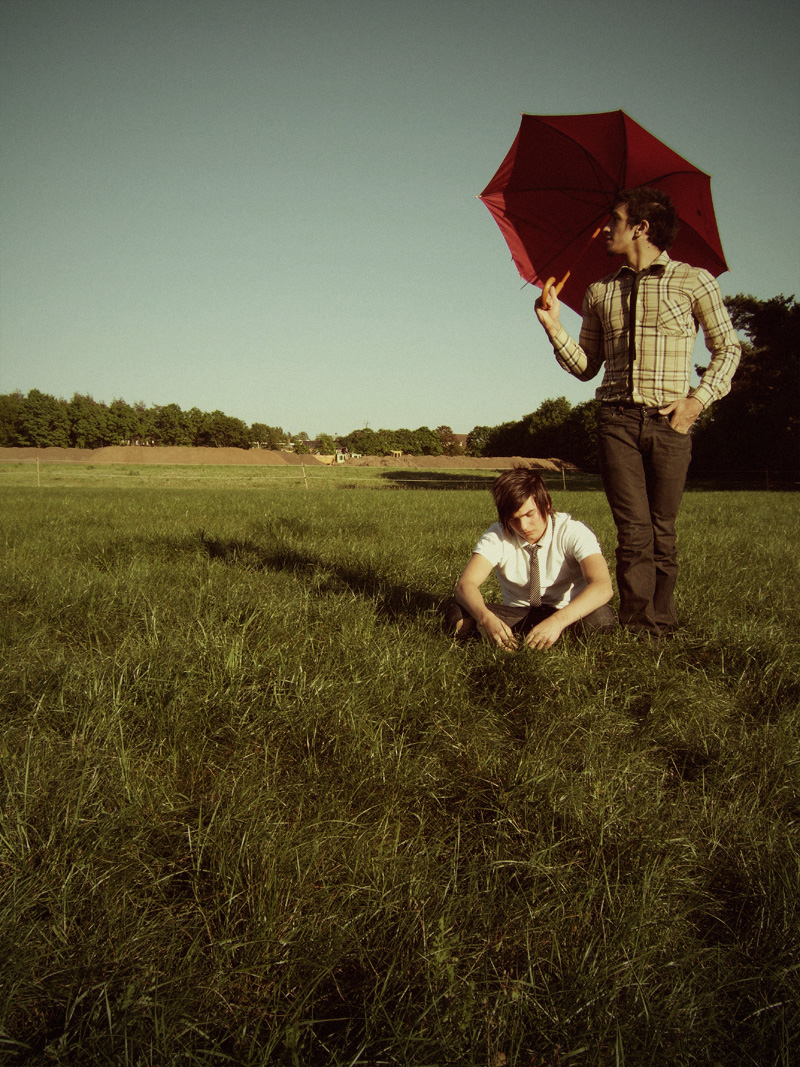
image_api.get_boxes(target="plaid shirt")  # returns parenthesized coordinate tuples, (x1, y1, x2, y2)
(550, 252, 741, 408)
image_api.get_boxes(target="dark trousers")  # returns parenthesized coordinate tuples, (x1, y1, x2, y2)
(444, 600, 615, 637)
(597, 404, 692, 634)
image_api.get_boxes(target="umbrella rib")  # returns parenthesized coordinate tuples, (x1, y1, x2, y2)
(637, 168, 713, 183)
(530, 115, 622, 191)
(506, 219, 604, 279)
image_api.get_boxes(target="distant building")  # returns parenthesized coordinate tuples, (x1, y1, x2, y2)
(334, 448, 361, 464)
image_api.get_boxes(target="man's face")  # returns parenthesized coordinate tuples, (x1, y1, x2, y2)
(509, 495, 547, 543)
(603, 202, 637, 258)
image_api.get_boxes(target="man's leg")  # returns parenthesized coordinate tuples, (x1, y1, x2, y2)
(642, 415, 692, 630)
(527, 603, 616, 638)
(572, 603, 616, 635)
(443, 600, 529, 638)
(444, 601, 614, 641)
(516, 604, 616, 638)
(597, 406, 660, 633)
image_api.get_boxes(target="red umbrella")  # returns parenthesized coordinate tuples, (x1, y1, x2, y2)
(479, 110, 729, 315)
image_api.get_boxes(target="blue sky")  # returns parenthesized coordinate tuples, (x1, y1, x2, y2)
(1, 0, 798, 437)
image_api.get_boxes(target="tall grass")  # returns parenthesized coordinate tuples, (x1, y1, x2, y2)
(0, 484, 798, 1065)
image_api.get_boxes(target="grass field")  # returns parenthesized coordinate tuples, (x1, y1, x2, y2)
(0, 461, 590, 493)
(1, 470, 798, 1065)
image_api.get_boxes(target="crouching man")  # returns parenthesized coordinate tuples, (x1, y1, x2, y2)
(446, 468, 615, 650)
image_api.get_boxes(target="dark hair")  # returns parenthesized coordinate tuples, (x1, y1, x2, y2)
(491, 467, 553, 535)
(614, 186, 679, 250)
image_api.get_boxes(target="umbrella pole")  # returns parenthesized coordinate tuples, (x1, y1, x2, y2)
(542, 271, 570, 306)
(542, 227, 602, 307)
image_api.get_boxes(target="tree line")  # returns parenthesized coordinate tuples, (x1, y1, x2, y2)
(0, 392, 282, 451)
(1, 294, 796, 474)
(0, 391, 464, 458)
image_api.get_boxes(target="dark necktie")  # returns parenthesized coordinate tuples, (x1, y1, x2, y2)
(628, 270, 644, 398)
(527, 544, 541, 607)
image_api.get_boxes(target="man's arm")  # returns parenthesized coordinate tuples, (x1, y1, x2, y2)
(524, 553, 613, 650)
(454, 553, 518, 650)
(535, 287, 605, 382)
(690, 273, 741, 407)
(660, 272, 741, 432)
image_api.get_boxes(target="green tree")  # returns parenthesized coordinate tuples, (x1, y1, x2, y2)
(185, 408, 210, 447)
(436, 425, 462, 456)
(251, 423, 285, 449)
(561, 399, 601, 468)
(483, 417, 531, 457)
(315, 433, 337, 454)
(465, 425, 492, 457)
(693, 293, 799, 476)
(67, 394, 110, 449)
(106, 398, 143, 445)
(524, 397, 572, 455)
(18, 390, 70, 447)
(151, 403, 192, 446)
(480, 396, 599, 466)
(392, 428, 417, 454)
(197, 411, 251, 448)
(134, 402, 156, 444)
(340, 428, 381, 455)
(377, 429, 401, 454)
(411, 426, 442, 455)
(0, 392, 24, 445)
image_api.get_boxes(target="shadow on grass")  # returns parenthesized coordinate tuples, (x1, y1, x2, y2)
(378, 471, 495, 490)
(373, 469, 796, 492)
(684, 476, 798, 492)
(377, 470, 607, 491)
(680, 634, 800, 722)
(199, 531, 442, 623)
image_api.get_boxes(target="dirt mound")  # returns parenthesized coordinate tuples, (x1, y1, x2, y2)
(0, 447, 572, 470)
(344, 455, 572, 470)
(0, 446, 325, 466)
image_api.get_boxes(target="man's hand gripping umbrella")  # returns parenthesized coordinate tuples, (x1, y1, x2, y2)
(540, 226, 603, 314)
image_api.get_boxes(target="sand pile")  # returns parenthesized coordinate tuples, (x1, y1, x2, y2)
(0, 446, 324, 466)
(344, 454, 572, 470)
(0, 447, 572, 470)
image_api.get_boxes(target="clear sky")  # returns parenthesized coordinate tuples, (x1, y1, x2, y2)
(1, 0, 798, 438)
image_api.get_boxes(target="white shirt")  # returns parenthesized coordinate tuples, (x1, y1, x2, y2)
(473, 511, 603, 609)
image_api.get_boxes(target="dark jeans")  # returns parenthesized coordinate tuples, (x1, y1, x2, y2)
(444, 600, 615, 638)
(597, 404, 692, 634)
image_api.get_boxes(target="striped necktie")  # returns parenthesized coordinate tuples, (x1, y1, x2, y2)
(527, 544, 541, 607)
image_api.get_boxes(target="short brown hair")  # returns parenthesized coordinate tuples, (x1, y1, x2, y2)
(491, 467, 553, 535)
(615, 186, 679, 250)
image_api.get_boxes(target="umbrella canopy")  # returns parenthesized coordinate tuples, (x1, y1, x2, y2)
(479, 110, 729, 315)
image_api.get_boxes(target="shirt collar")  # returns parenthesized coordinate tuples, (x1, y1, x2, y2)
(612, 248, 671, 281)
(513, 512, 556, 552)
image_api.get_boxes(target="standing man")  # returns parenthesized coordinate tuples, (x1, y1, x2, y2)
(535, 187, 740, 636)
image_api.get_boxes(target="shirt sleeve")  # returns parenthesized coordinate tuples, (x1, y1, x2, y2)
(472, 524, 504, 567)
(560, 518, 603, 563)
(550, 288, 606, 383)
(687, 271, 742, 409)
